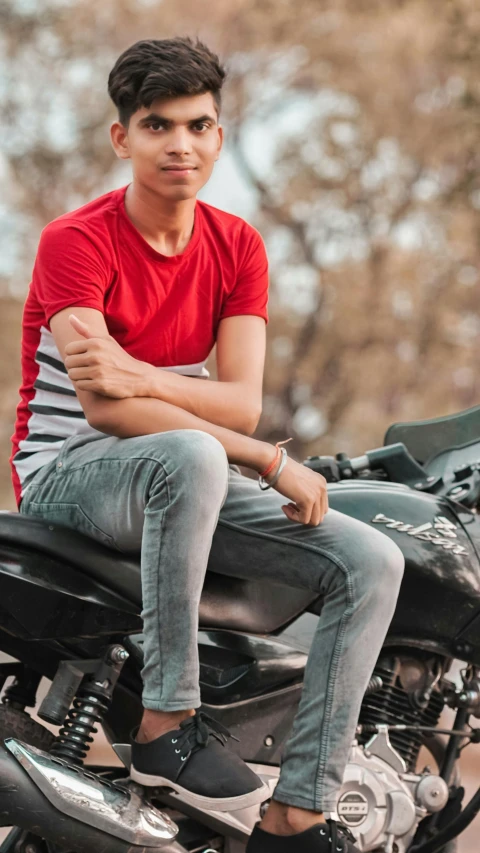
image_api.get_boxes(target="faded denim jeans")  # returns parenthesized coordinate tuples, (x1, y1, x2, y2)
(20, 429, 405, 812)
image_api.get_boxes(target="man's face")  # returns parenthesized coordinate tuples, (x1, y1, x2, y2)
(111, 92, 223, 201)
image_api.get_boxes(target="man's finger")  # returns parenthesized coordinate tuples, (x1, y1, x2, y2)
(322, 490, 329, 517)
(65, 339, 93, 356)
(65, 351, 95, 367)
(296, 500, 313, 525)
(67, 367, 94, 380)
(282, 504, 298, 522)
(69, 313, 95, 339)
(309, 506, 319, 527)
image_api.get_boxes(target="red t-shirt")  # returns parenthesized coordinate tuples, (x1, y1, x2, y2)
(11, 184, 269, 505)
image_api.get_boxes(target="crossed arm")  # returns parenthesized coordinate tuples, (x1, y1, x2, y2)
(49, 306, 272, 472)
(50, 307, 330, 525)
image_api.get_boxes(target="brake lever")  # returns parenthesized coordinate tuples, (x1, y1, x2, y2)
(303, 455, 341, 482)
(303, 451, 373, 482)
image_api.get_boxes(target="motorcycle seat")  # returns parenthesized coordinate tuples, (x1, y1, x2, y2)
(0, 512, 318, 634)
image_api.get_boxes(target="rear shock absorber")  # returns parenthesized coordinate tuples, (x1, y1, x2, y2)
(50, 681, 111, 764)
(50, 644, 129, 765)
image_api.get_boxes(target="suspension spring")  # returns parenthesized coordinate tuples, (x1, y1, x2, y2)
(50, 682, 110, 765)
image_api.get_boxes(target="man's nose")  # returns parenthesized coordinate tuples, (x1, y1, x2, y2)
(165, 127, 193, 156)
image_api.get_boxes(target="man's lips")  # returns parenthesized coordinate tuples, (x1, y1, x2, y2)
(161, 165, 197, 175)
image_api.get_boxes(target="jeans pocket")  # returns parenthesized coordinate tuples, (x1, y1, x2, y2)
(25, 501, 118, 550)
(54, 433, 106, 473)
(19, 434, 87, 508)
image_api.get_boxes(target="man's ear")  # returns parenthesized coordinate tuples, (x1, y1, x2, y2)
(216, 124, 224, 161)
(110, 121, 131, 161)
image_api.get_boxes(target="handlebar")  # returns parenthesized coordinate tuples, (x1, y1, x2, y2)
(304, 442, 428, 486)
(303, 442, 480, 510)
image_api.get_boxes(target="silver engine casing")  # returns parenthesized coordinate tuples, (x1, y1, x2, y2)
(336, 726, 449, 853)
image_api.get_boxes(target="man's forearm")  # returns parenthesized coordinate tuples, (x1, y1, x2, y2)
(62, 314, 260, 433)
(142, 368, 259, 435)
(90, 394, 273, 473)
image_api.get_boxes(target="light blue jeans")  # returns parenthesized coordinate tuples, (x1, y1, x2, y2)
(20, 429, 404, 812)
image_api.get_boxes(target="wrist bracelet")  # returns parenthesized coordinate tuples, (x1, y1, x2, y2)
(259, 447, 288, 490)
(259, 437, 293, 479)
(259, 447, 281, 479)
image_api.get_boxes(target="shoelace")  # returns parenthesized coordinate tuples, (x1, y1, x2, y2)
(171, 711, 239, 770)
(320, 819, 357, 852)
(328, 819, 357, 852)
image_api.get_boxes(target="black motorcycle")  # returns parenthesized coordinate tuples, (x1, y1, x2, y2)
(1, 405, 480, 853)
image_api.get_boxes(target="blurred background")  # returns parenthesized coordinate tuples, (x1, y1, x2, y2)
(1, 0, 480, 848)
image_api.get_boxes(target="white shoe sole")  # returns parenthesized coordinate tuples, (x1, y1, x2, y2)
(130, 766, 270, 812)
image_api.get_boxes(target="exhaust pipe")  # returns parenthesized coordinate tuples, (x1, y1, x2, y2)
(0, 739, 179, 853)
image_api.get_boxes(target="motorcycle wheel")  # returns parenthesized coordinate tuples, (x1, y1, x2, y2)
(0, 705, 55, 751)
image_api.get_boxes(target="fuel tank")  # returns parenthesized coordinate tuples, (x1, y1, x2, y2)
(327, 480, 480, 662)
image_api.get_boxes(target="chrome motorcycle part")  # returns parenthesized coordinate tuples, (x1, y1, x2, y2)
(363, 725, 406, 774)
(337, 729, 449, 853)
(110, 645, 130, 664)
(5, 738, 178, 846)
(415, 775, 449, 812)
(371, 513, 468, 556)
(365, 675, 383, 695)
(338, 737, 417, 852)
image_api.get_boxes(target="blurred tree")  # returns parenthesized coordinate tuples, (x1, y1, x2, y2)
(1, 0, 480, 508)
(224, 0, 480, 455)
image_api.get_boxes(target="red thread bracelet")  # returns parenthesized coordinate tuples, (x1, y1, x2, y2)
(260, 449, 281, 479)
(259, 438, 293, 478)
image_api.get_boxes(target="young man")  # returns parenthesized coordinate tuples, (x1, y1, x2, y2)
(11, 38, 405, 853)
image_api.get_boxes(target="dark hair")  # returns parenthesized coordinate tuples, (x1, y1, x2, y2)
(108, 37, 226, 126)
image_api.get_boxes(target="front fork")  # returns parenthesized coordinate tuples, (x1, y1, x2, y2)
(410, 665, 480, 852)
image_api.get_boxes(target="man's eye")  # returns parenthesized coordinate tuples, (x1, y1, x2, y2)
(147, 122, 164, 131)
(193, 123, 209, 132)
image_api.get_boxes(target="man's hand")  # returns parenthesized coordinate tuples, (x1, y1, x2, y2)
(65, 314, 151, 399)
(265, 455, 329, 526)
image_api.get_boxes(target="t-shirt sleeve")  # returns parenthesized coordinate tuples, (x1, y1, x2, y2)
(32, 220, 110, 323)
(219, 226, 269, 324)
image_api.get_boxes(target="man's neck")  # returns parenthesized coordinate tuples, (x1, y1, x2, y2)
(124, 182, 196, 256)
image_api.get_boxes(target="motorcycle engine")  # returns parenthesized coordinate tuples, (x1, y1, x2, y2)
(337, 656, 450, 852)
(337, 728, 448, 852)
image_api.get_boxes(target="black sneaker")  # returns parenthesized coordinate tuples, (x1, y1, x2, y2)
(246, 819, 360, 852)
(130, 711, 269, 811)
